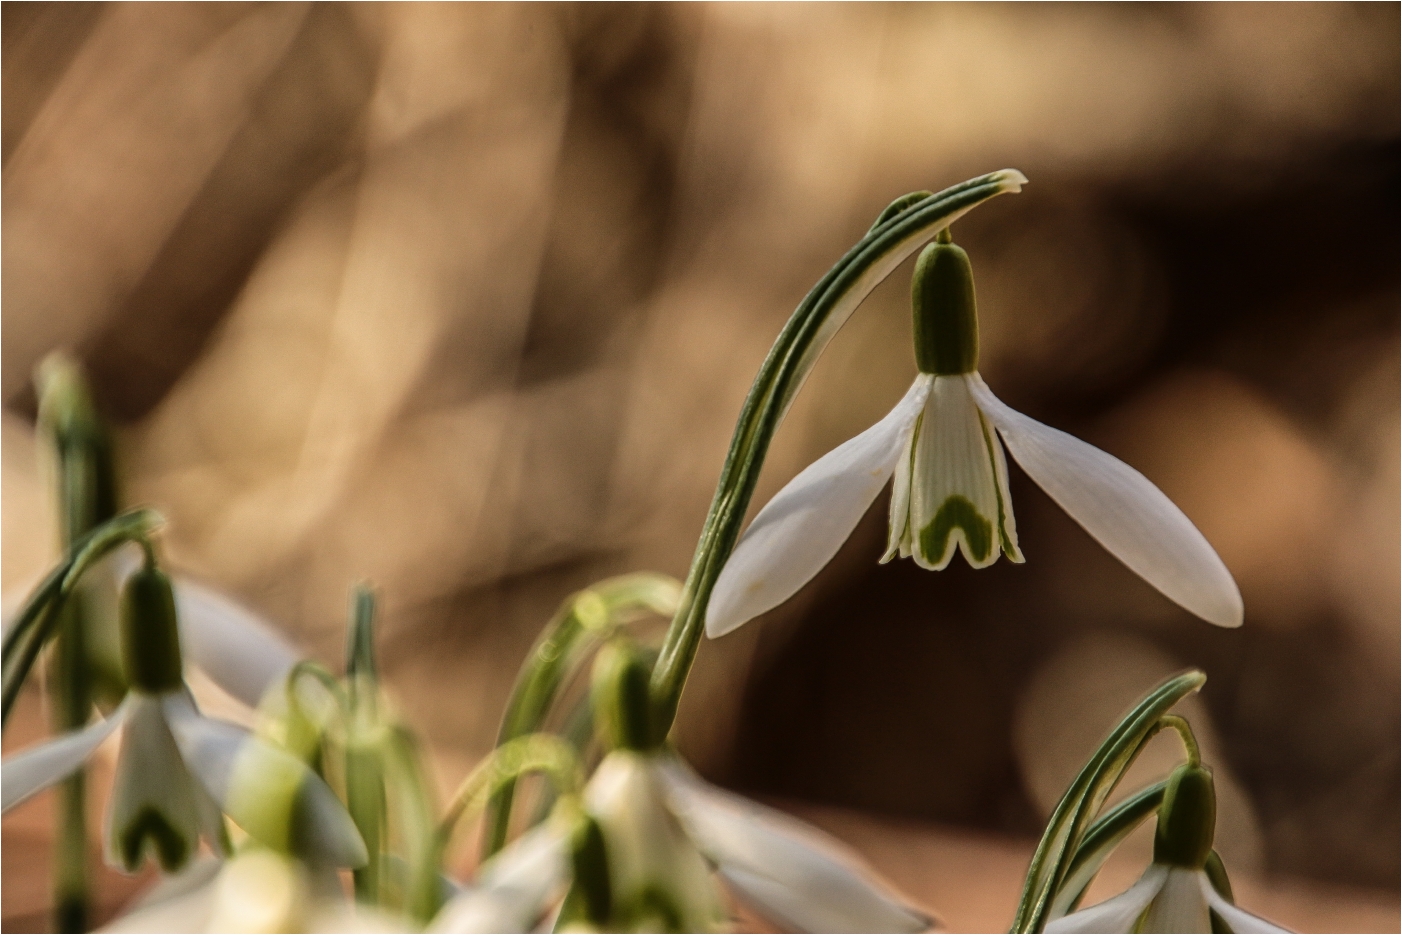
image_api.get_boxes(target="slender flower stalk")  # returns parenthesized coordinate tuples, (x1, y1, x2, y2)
(37, 354, 118, 932)
(648, 170, 1031, 741)
(706, 230, 1242, 639)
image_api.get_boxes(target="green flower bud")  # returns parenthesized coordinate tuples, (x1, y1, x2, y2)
(120, 564, 184, 694)
(591, 640, 655, 753)
(911, 234, 979, 376)
(1153, 763, 1217, 869)
(36, 353, 119, 545)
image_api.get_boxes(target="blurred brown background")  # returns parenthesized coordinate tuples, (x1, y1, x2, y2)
(3, 2, 1398, 930)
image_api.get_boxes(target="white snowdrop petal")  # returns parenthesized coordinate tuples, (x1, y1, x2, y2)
(707, 376, 932, 638)
(586, 753, 721, 931)
(1, 698, 129, 812)
(1141, 867, 1211, 933)
(106, 693, 204, 872)
(909, 376, 1006, 570)
(173, 577, 300, 708)
(428, 823, 570, 934)
(882, 421, 918, 562)
(1045, 864, 1169, 934)
(162, 693, 367, 867)
(659, 761, 930, 934)
(968, 375, 1244, 628)
(98, 880, 217, 933)
(1201, 875, 1292, 934)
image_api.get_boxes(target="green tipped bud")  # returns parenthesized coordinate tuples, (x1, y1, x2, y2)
(120, 564, 184, 693)
(591, 640, 655, 753)
(36, 352, 119, 545)
(1154, 763, 1217, 869)
(911, 237, 979, 376)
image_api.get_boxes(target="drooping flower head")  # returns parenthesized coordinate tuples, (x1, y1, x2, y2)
(707, 224, 1243, 637)
(430, 639, 933, 933)
(2, 553, 366, 875)
(1046, 764, 1287, 934)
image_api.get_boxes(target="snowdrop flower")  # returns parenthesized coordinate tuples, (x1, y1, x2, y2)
(431, 751, 930, 934)
(708, 231, 1243, 637)
(1, 562, 365, 873)
(1046, 765, 1287, 934)
(434, 641, 932, 934)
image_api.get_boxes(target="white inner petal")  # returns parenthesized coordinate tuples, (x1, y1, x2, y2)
(882, 414, 919, 562)
(909, 376, 1005, 569)
(105, 692, 204, 872)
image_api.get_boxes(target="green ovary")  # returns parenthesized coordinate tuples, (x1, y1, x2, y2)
(919, 495, 993, 564)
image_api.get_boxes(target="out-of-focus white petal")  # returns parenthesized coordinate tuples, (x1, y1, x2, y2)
(106, 692, 205, 872)
(587, 752, 722, 932)
(968, 375, 1244, 628)
(658, 761, 931, 934)
(2, 698, 128, 812)
(99, 857, 222, 933)
(206, 849, 307, 932)
(1045, 864, 1168, 934)
(1141, 866, 1211, 933)
(707, 376, 932, 638)
(173, 577, 300, 708)
(1201, 874, 1292, 934)
(428, 822, 570, 934)
(162, 692, 367, 868)
(100, 882, 216, 933)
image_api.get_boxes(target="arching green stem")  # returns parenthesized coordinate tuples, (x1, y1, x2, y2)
(482, 574, 679, 858)
(412, 734, 582, 924)
(647, 171, 1028, 741)
(1010, 669, 1206, 933)
(2, 508, 163, 727)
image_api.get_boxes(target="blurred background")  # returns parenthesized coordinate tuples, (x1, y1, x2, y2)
(2, 2, 1397, 931)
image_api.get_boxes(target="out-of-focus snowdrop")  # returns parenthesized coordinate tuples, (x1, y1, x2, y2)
(431, 640, 932, 933)
(100, 848, 409, 934)
(1, 558, 366, 872)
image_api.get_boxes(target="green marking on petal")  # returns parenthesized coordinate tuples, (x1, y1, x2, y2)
(920, 495, 993, 565)
(119, 806, 191, 872)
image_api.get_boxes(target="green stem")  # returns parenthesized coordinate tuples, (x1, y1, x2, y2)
(482, 574, 679, 859)
(646, 171, 1028, 740)
(413, 735, 581, 924)
(53, 597, 90, 933)
(1156, 714, 1200, 766)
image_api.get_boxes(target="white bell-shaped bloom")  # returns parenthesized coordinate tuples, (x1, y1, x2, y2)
(1045, 864, 1289, 934)
(1, 688, 367, 871)
(431, 751, 932, 934)
(100, 850, 408, 933)
(707, 236, 1242, 638)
